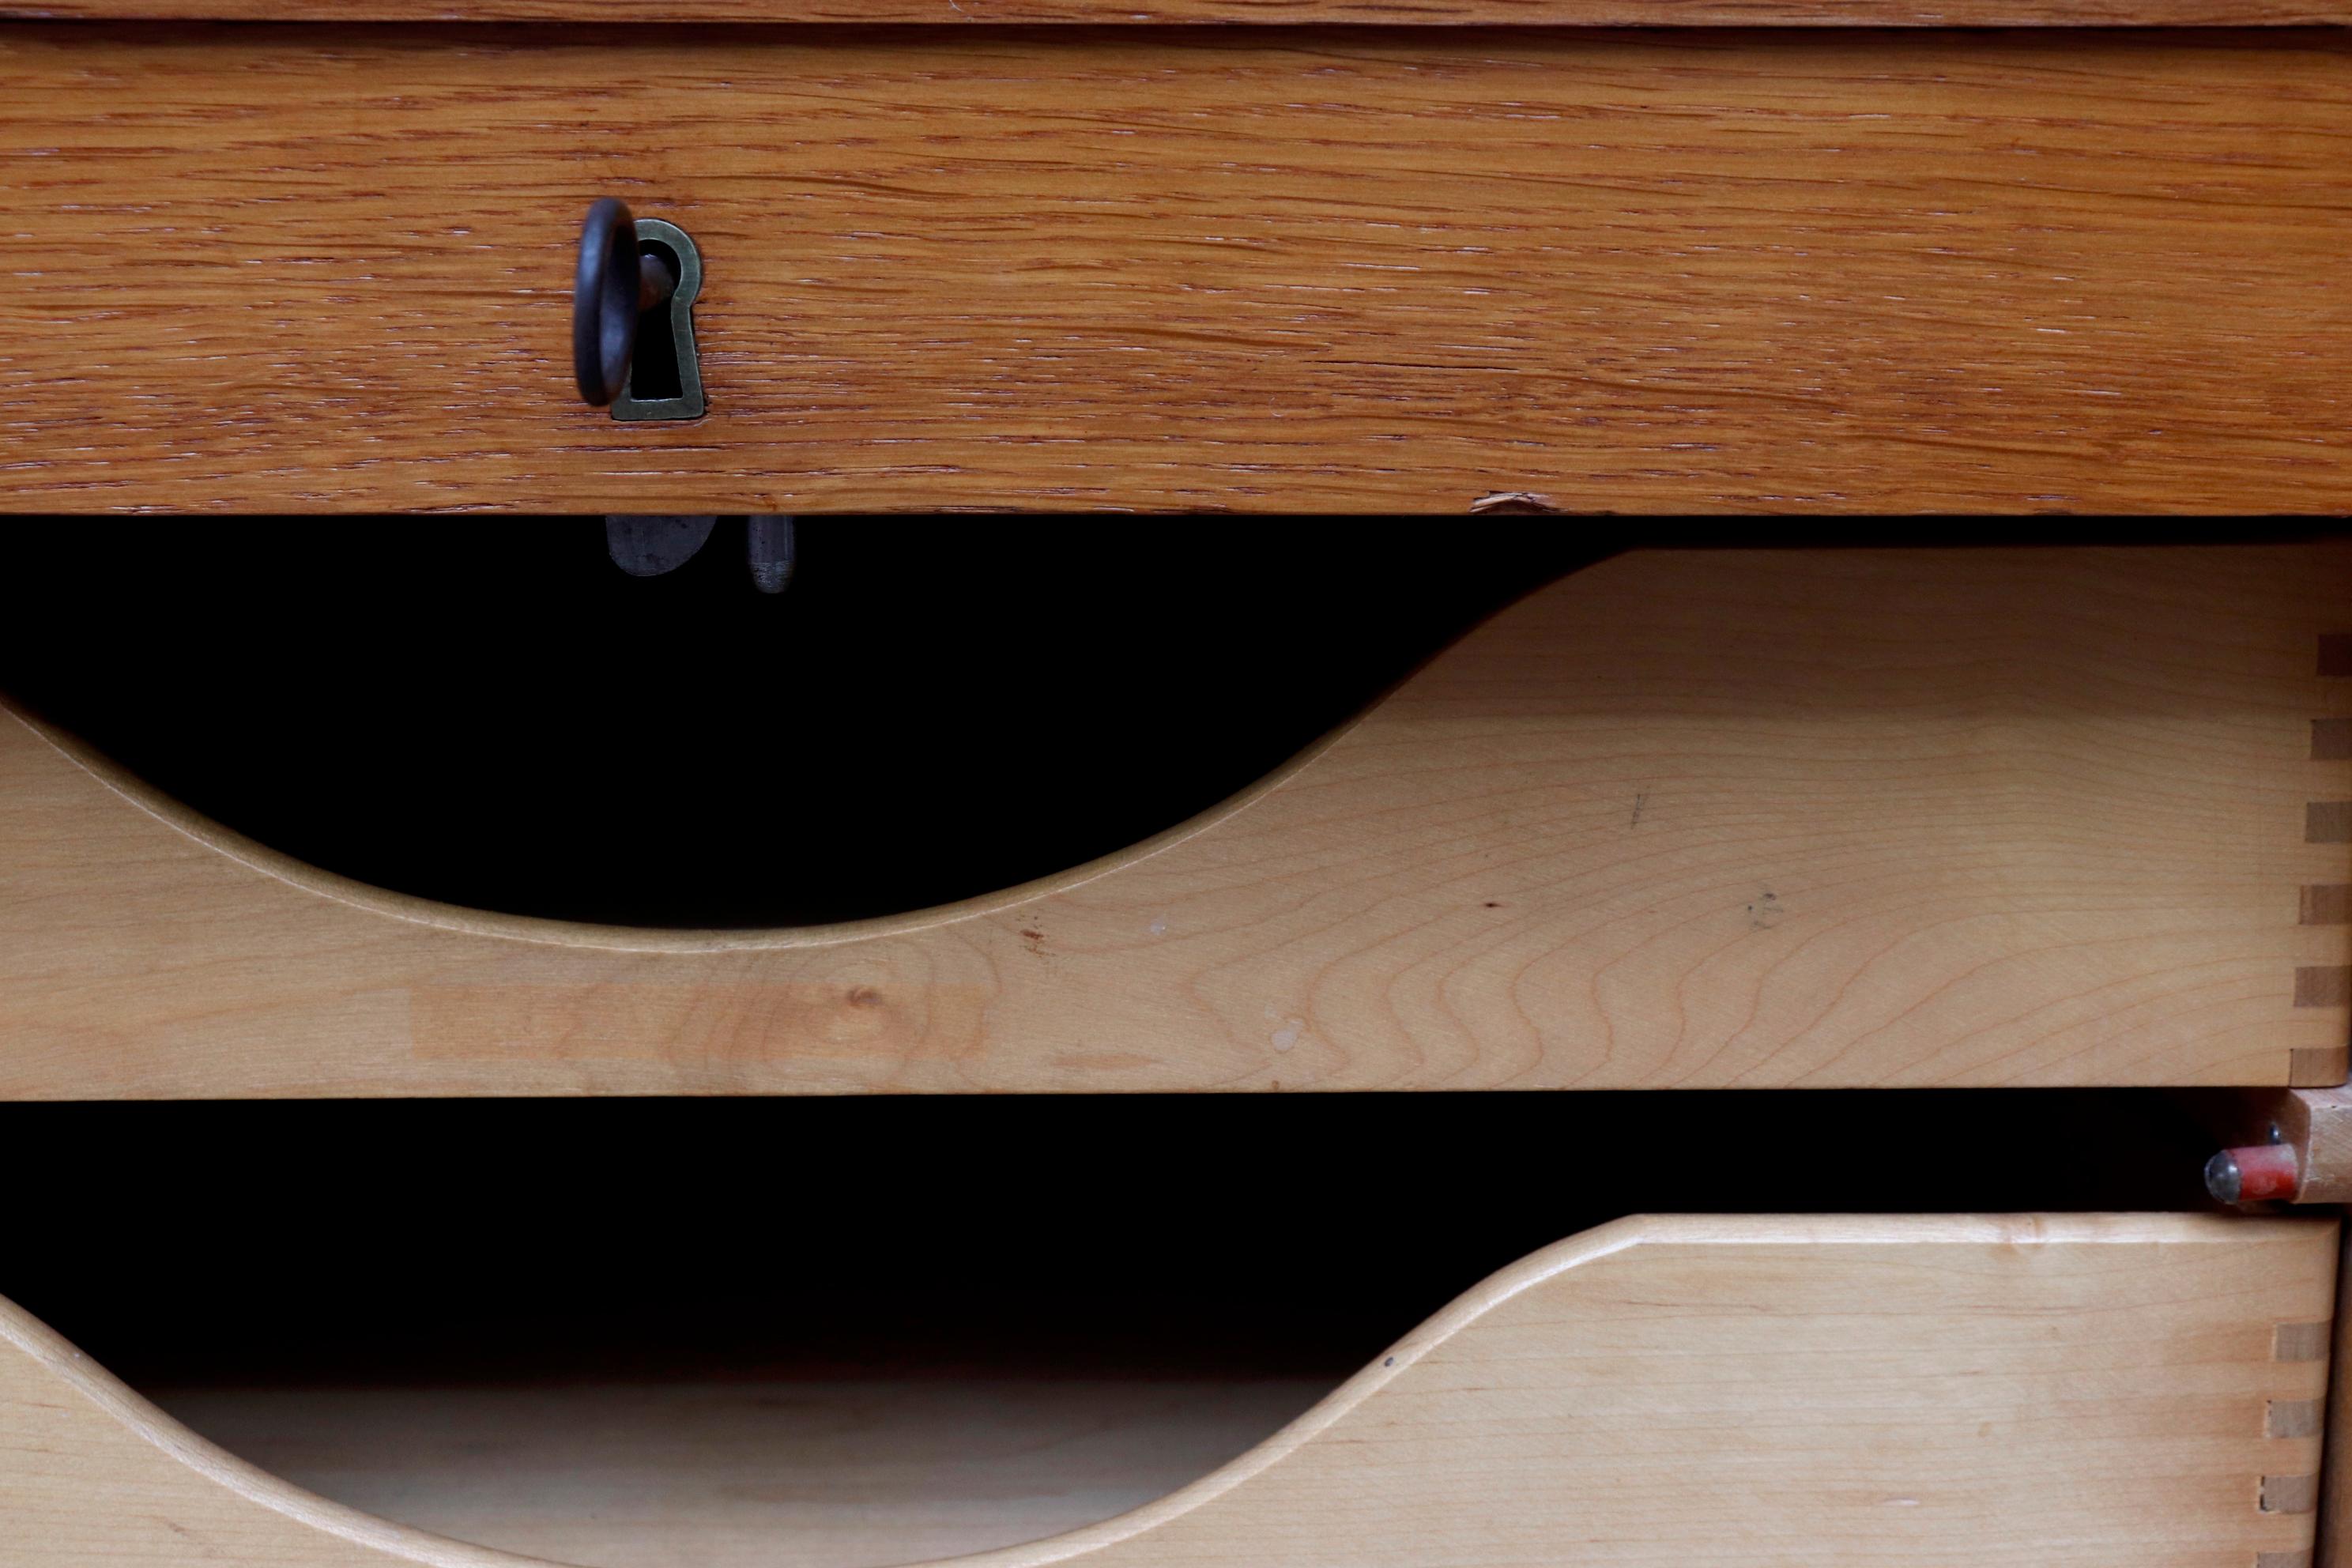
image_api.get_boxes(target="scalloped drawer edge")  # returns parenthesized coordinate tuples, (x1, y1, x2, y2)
(0, 1212, 2335, 1566)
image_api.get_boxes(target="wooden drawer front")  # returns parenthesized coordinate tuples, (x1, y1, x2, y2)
(2, 28, 2347, 514)
(0, 1215, 2336, 1566)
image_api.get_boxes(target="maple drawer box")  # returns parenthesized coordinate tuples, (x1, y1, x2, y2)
(0, 1196, 2337, 1568)
(2, 535, 2348, 1098)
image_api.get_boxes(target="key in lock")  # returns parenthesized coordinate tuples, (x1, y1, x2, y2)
(574, 201, 706, 422)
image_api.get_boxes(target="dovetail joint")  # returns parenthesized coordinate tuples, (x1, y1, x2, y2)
(2261, 1475, 2319, 1515)
(2299, 885, 2352, 925)
(2274, 1322, 2329, 1363)
(2267, 1398, 2323, 1438)
(2290, 1046, 2349, 1087)
(2293, 968, 2351, 1009)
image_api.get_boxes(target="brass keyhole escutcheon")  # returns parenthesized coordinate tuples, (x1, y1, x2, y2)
(573, 201, 707, 422)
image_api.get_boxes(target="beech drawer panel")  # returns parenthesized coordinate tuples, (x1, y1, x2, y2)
(2, 27, 2348, 514)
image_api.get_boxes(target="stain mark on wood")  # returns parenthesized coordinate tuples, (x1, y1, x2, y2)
(2305, 803, 2352, 843)
(2317, 634, 2352, 677)
(2312, 718, 2352, 761)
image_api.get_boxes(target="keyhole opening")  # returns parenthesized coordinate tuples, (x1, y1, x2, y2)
(629, 239, 684, 403)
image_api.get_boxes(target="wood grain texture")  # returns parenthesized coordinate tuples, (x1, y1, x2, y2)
(6, 0, 2346, 28)
(0, 1215, 2335, 1568)
(4, 543, 2350, 1097)
(2, 28, 2350, 514)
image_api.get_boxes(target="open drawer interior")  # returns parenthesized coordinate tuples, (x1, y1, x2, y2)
(0, 517, 1593, 928)
(0, 1090, 2291, 1568)
(0, 518, 2307, 930)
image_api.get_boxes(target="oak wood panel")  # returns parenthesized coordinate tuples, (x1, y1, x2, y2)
(2, 29, 2349, 513)
(7, 0, 2346, 28)
(4, 543, 2349, 1097)
(0, 1216, 2335, 1568)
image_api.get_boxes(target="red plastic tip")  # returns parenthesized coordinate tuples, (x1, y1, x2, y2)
(2206, 1144, 2301, 1204)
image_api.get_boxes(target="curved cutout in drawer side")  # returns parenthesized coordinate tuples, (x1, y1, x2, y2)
(4, 536, 2352, 1091)
(0, 1214, 2334, 1567)
(0, 521, 1589, 928)
(4, 541, 2350, 1095)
